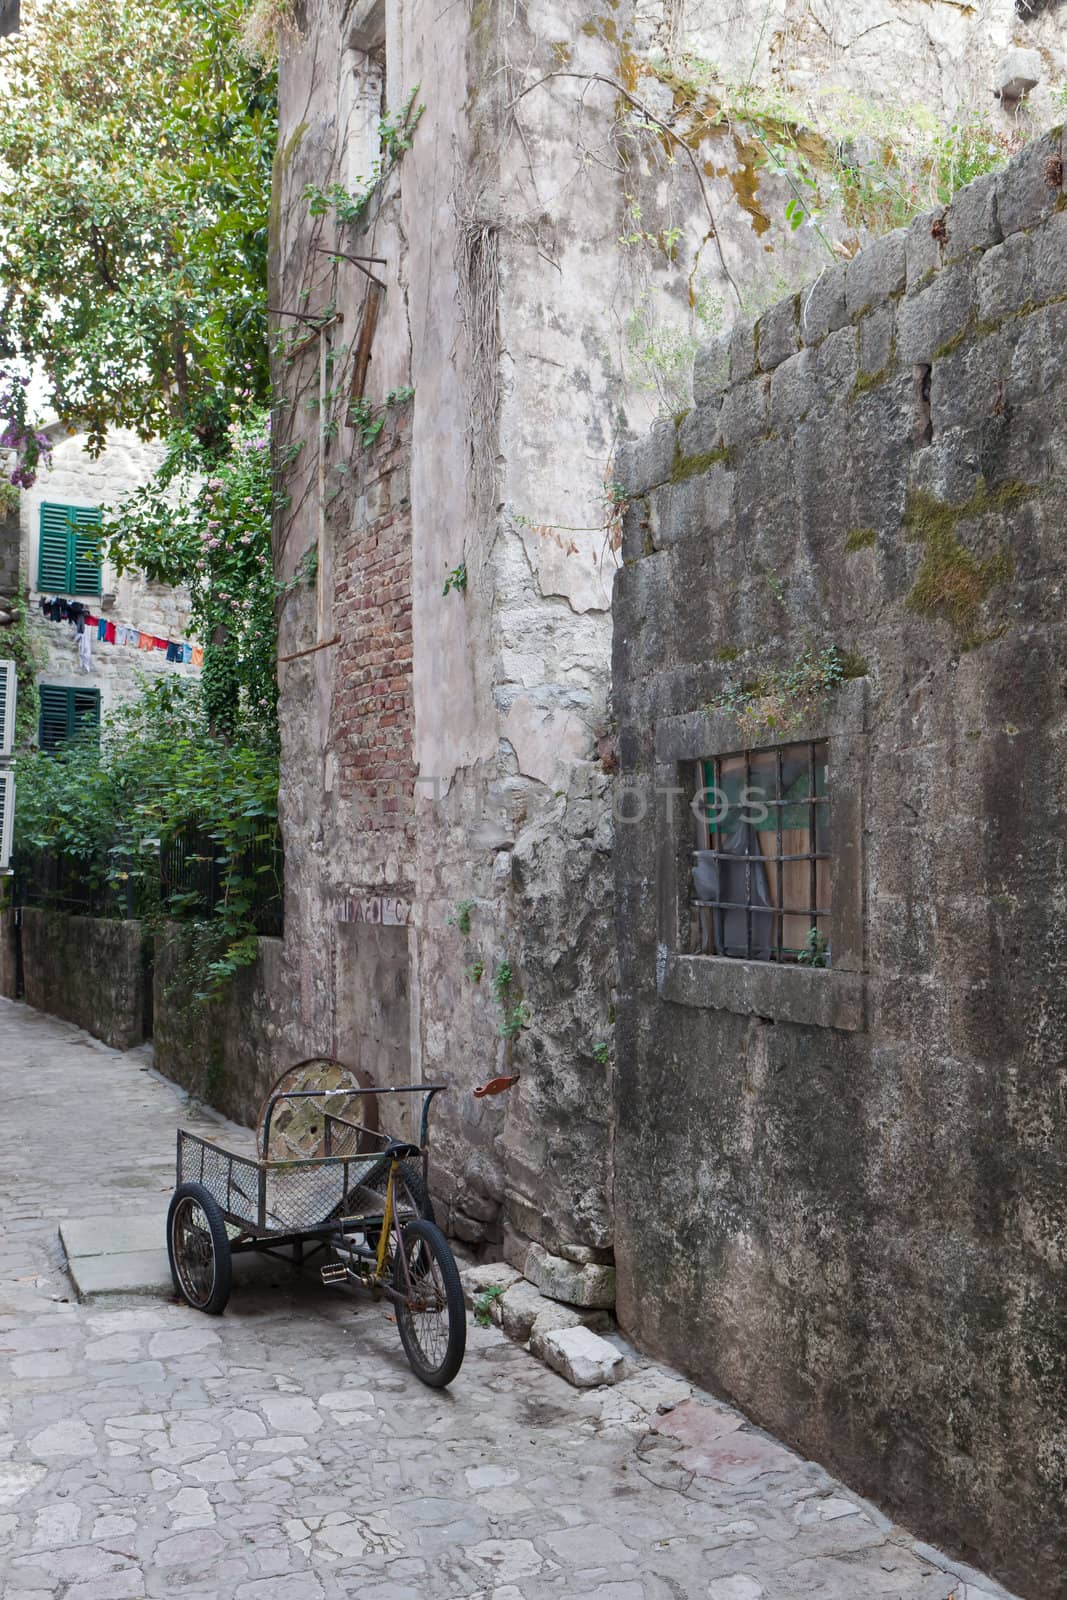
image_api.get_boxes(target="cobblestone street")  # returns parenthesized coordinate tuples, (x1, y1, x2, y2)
(0, 1000, 1016, 1600)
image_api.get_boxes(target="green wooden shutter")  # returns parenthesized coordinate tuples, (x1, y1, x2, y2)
(38, 684, 72, 751)
(38, 504, 73, 590)
(72, 687, 100, 740)
(71, 509, 103, 595)
(38, 685, 99, 752)
(38, 503, 103, 595)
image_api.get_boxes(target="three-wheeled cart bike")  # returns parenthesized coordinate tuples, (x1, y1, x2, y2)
(166, 1058, 466, 1388)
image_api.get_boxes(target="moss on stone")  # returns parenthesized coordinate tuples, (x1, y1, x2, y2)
(838, 651, 869, 679)
(670, 443, 733, 482)
(714, 645, 741, 663)
(845, 527, 876, 552)
(849, 366, 888, 402)
(933, 324, 971, 360)
(903, 479, 1038, 648)
(279, 120, 308, 171)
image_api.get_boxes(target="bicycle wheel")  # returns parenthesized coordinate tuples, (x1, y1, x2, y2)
(393, 1219, 466, 1388)
(167, 1182, 232, 1314)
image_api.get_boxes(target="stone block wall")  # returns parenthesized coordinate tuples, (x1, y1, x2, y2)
(18, 908, 146, 1050)
(152, 928, 297, 1128)
(613, 131, 1067, 1600)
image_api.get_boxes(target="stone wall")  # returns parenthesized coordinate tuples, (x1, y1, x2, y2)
(612, 132, 1067, 1600)
(152, 928, 297, 1128)
(18, 908, 146, 1050)
(9, 914, 297, 1127)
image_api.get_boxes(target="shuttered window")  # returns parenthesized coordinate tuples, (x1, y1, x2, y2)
(38, 685, 100, 752)
(0, 770, 12, 872)
(38, 503, 103, 596)
(0, 658, 14, 757)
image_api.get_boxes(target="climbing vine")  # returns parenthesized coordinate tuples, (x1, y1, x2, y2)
(3, 587, 47, 748)
(303, 89, 424, 230)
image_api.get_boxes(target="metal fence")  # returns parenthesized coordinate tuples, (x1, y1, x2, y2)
(13, 821, 284, 936)
(159, 821, 284, 937)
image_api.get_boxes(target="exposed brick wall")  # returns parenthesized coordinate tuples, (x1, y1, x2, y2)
(330, 409, 415, 849)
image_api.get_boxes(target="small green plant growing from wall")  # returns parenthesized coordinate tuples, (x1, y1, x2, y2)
(592, 1041, 611, 1067)
(473, 1285, 505, 1326)
(442, 561, 467, 596)
(5, 586, 46, 747)
(467, 959, 484, 983)
(796, 928, 829, 968)
(304, 88, 424, 228)
(448, 899, 475, 935)
(492, 960, 530, 1039)
(711, 644, 855, 740)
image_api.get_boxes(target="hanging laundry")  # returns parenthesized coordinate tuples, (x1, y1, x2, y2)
(77, 628, 92, 673)
(154, 636, 167, 650)
(191, 646, 204, 668)
(105, 621, 116, 644)
(181, 643, 193, 664)
(97, 618, 107, 640)
(165, 642, 181, 663)
(139, 632, 154, 650)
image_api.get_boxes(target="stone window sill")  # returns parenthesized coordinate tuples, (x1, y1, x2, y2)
(660, 954, 866, 1033)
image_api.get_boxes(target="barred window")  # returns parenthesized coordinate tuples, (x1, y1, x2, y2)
(692, 740, 831, 966)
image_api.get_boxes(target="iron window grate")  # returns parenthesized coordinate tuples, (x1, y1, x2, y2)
(692, 739, 831, 965)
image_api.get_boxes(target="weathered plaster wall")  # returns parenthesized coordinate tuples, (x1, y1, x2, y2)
(20, 428, 199, 720)
(19, 908, 146, 1050)
(271, 0, 618, 1255)
(641, 0, 1067, 126)
(613, 133, 1067, 1600)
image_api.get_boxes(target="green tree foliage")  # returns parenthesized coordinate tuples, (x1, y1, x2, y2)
(0, 0, 274, 454)
(15, 679, 280, 996)
(106, 410, 278, 736)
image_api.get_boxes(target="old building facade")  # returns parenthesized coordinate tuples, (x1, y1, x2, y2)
(270, 6, 1065, 1589)
(19, 427, 201, 746)
(271, 0, 1064, 1276)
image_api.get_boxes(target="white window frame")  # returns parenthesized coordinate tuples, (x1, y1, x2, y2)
(0, 658, 15, 758)
(0, 770, 13, 872)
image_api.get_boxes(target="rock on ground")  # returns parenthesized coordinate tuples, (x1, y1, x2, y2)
(531, 1324, 625, 1388)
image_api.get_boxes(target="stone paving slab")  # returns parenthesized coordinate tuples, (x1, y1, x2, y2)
(60, 1214, 165, 1260)
(65, 1246, 175, 1300)
(0, 999, 1022, 1600)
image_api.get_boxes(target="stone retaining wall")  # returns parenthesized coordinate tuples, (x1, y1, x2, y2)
(18, 907, 146, 1050)
(613, 130, 1067, 1600)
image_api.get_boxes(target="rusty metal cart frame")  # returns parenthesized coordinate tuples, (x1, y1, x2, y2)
(167, 1081, 466, 1389)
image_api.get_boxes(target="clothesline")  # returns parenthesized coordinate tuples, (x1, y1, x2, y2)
(39, 596, 204, 672)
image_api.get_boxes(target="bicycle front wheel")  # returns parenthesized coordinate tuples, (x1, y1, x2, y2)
(393, 1219, 466, 1388)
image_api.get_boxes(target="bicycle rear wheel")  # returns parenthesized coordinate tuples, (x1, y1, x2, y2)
(393, 1219, 466, 1388)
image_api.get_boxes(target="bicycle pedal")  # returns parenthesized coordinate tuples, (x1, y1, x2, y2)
(320, 1262, 347, 1284)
